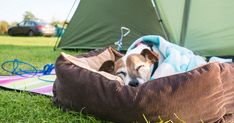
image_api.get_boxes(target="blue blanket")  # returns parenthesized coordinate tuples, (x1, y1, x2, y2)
(127, 35, 232, 79)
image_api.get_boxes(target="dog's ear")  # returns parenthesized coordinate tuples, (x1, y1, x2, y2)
(140, 49, 159, 63)
(109, 47, 124, 61)
(98, 60, 115, 74)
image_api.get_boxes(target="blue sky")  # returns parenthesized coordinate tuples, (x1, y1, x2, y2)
(0, 0, 80, 23)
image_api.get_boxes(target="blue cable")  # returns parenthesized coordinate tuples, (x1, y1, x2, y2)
(1, 59, 38, 77)
(1, 59, 55, 82)
(38, 75, 55, 82)
(41, 64, 55, 75)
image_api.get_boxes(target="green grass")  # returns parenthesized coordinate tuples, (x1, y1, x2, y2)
(0, 36, 78, 75)
(0, 36, 105, 122)
(0, 90, 103, 123)
(0, 36, 177, 123)
(0, 36, 58, 46)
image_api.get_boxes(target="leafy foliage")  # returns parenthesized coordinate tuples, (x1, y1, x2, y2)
(0, 21, 9, 34)
(23, 11, 38, 21)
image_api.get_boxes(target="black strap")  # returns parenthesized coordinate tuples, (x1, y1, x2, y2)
(143, 41, 158, 77)
(151, 62, 158, 77)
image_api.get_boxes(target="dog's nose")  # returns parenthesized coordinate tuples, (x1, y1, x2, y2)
(129, 79, 139, 87)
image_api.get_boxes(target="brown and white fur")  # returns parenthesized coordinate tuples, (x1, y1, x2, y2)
(99, 44, 159, 87)
(115, 44, 160, 86)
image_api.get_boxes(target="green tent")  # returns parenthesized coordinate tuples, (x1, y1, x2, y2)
(57, 0, 234, 56)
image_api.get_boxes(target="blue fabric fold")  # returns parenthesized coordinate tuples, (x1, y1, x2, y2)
(127, 35, 232, 79)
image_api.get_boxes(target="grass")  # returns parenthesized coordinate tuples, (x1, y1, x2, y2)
(0, 36, 105, 122)
(0, 36, 179, 123)
(0, 36, 55, 46)
(0, 90, 103, 123)
(0, 36, 78, 75)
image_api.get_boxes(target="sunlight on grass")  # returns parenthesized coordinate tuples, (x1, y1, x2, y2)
(0, 90, 104, 123)
(0, 35, 57, 46)
(143, 114, 186, 123)
(0, 36, 187, 123)
(0, 36, 108, 122)
(0, 36, 78, 75)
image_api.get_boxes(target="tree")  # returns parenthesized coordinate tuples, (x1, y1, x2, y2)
(23, 11, 37, 21)
(10, 21, 18, 26)
(50, 20, 66, 26)
(50, 20, 62, 26)
(50, 20, 69, 28)
(0, 21, 9, 34)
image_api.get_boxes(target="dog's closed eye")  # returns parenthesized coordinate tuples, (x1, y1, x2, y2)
(116, 71, 126, 80)
(136, 65, 144, 71)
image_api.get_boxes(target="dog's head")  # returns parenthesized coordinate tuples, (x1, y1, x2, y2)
(116, 49, 159, 86)
(100, 49, 159, 87)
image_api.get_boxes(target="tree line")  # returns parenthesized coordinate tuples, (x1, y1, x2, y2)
(0, 11, 66, 35)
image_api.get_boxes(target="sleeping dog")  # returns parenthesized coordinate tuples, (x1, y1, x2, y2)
(99, 43, 160, 87)
(99, 35, 232, 87)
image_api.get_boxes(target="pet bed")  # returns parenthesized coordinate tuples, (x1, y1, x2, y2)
(53, 47, 234, 123)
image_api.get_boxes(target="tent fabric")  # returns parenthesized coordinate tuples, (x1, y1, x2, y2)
(156, 0, 185, 44)
(184, 0, 234, 56)
(53, 47, 234, 123)
(57, 0, 234, 56)
(156, 0, 234, 56)
(58, 0, 165, 50)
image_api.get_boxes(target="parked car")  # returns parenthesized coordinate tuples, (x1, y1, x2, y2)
(8, 20, 55, 36)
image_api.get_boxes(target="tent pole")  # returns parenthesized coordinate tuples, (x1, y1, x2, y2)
(53, 0, 79, 51)
(179, 0, 191, 46)
(151, 0, 169, 40)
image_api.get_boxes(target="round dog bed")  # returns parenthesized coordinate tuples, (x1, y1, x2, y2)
(53, 47, 234, 123)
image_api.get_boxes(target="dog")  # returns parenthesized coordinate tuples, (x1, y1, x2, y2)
(99, 43, 159, 87)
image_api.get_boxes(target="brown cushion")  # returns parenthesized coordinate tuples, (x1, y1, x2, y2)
(53, 47, 234, 123)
